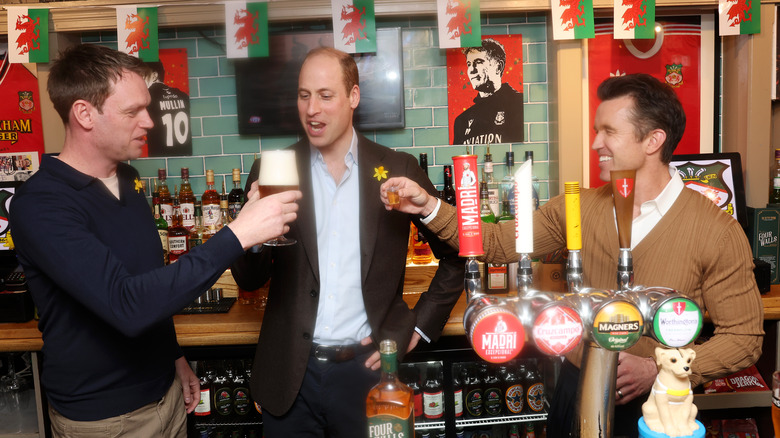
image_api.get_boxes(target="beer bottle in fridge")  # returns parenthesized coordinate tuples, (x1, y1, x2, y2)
(212, 364, 234, 420)
(525, 366, 546, 414)
(194, 361, 212, 418)
(464, 365, 483, 419)
(232, 363, 251, 420)
(422, 363, 444, 422)
(483, 364, 503, 417)
(503, 363, 525, 416)
(452, 364, 464, 420)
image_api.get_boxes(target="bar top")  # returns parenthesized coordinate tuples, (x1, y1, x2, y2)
(1, 265, 777, 353)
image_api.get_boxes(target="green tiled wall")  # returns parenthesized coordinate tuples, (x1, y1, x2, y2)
(84, 12, 552, 201)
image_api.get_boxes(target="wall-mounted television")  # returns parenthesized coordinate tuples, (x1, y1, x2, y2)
(234, 27, 405, 136)
(671, 152, 747, 229)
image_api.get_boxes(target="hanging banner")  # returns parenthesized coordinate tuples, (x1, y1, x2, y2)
(719, 0, 761, 36)
(614, 0, 656, 39)
(550, 0, 595, 40)
(225, 1, 269, 59)
(116, 6, 159, 62)
(0, 44, 45, 165)
(6, 7, 49, 64)
(331, 0, 376, 53)
(143, 48, 192, 158)
(436, 0, 481, 49)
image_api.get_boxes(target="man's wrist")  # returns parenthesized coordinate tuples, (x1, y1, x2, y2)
(420, 198, 441, 225)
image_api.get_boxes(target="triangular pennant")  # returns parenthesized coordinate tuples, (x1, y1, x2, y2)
(116, 6, 159, 62)
(436, 0, 482, 49)
(331, 0, 376, 53)
(7, 7, 49, 63)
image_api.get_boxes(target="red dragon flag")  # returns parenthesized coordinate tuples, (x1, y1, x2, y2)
(331, 0, 376, 53)
(719, 0, 761, 36)
(550, 0, 595, 40)
(225, 1, 269, 59)
(6, 7, 49, 64)
(116, 6, 159, 62)
(614, 0, 656, 39)
(436, 0, 482, 49)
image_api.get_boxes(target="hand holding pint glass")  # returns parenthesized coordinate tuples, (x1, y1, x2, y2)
(258, 150, 300, 246)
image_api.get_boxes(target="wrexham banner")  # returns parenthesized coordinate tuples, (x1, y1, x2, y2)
(331, 0, 376, 53)
(6, 7, 49, 64)
(614, 0, 656, 39)
(719, 0, 760, 36)
(437, 0, 481, 49)
(225, 1, 269, 59)
(116, 6, 159, 62)
(550, 0, 595, 40)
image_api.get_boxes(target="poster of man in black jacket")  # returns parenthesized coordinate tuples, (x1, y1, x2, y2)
(449, 36, 524, 145)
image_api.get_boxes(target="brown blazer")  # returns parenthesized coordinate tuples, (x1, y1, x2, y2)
(231, 134, 465, 415)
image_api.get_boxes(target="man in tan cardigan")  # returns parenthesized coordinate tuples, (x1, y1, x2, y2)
(381, 73, 763, 437)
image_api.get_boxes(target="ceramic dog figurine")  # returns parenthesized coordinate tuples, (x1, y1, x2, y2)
(641, 347, 698, 437)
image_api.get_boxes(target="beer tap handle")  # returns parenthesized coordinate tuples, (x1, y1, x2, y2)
(564, 182, 583, 293)
(464, 257, 482, 301)
(517, 253, 533, 295)
(611, 170, 636, 291)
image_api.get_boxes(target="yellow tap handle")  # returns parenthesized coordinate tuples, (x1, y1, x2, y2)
(565, 182, 582, 251)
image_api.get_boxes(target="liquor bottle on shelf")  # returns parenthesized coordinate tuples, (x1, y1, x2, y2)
(194, 361, 212, 418)
(483, 365, 503, 417)
(503, 363, 525, 415)
(479, 181, 496, 224)
(502, 151, 516, 216)
(442, 165, 456, 206)
(483, 146, 500, 215)
(452, 364, 464, 421)
(189, 201, 205, 248)
(401, 364, 424, 425)
(463, 364, 483, 419)
(412, 153, 433, 265)
(167, 188, 189, 263)
(219, 181, 230, 231)
(423, 362, 444, 422)
(228, 168, 245, 221)
(483, 193, 512, 293)
(366, 340, 414, 437)
(152, 183, 169, 264)
(771, 149, 780, 206)
(202, 170, 221, 234)
(212, 364, 234, 421)
(158, 168, 173, 223)
(525, 151, 540, 210)
(179, 168, 196, 230)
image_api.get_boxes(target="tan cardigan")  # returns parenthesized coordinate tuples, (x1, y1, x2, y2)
(426, 185, 764, 387)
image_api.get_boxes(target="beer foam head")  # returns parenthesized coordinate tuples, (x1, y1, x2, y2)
(258, 150, 299, 186)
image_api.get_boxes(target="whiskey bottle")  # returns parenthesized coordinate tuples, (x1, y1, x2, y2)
(366, 340, 414, 438)
(189, 202, 205, 248)
(179, 168, 196, 230)
(152, 183, 169, 264)
(442, 165, 456, 206)
(202, 170, 221, 233)
(228, 168, 245, 222)
(770, 149, 780, 206)
(422, 363, 444, 422)
(219, 181, 230, 231)
(167, 187, 189, 263)
(483, 146, 500, 215)
(157, 168, 173, 223)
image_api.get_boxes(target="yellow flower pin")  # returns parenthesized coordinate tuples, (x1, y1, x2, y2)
(373, 166, 388, 181)
(134, 178, 144, 193)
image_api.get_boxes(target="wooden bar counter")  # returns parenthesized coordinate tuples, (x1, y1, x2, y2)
(4, 264, 780, 353)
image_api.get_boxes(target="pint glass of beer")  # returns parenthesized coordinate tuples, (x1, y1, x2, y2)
(773, 371, 780, 436)
(258, 150, 299, 246)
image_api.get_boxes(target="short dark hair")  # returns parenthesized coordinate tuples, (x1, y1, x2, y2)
(48, 44, 150, 124)
(302, 47, 359, 95)
(463, 38, 506, 74)
(597, 74, 686, 164)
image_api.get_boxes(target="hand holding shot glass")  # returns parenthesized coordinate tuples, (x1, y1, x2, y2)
(258, 150, 300, 246)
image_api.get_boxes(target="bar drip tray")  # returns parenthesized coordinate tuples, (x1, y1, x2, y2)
(179, 297, 236, 314)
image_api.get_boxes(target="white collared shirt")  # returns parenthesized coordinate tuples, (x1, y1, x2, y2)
(627, 166, 685, 249)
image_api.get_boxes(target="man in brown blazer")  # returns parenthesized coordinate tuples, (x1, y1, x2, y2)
(231, 47, 464, 437)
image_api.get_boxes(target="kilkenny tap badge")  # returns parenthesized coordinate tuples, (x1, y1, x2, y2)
(116, 6, 159, 62)
(676, 161, 734, 213)
(436, 0, 482, 49)
(225, 1, 270, 59)
(7, 7, 49, 64)
(331, 0, 376, 54)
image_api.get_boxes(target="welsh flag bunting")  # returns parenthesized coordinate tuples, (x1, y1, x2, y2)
(116, 6, 159, 62)
(614, 0, 656, 39)
(550, 0, 595, 40)
(719, 0, 760, 36)
(6, 7, 49, 63)
(436, 0, 481, 49)
(331, 0, 376, 53)
(225, 1, 269, 59)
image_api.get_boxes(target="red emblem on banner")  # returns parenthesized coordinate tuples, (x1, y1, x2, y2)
(673, 300, 686, 315)
(617, 178, 634, 198)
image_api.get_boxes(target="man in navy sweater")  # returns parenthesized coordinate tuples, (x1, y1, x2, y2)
(10, 44, 301, 437)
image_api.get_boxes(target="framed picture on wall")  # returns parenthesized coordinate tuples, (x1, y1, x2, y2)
(584, 15, 716, 188)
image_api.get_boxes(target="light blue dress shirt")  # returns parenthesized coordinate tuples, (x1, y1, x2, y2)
(310, 130, 371, 345)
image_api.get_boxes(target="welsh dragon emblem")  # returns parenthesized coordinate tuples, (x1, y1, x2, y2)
(340, 4, 367, 45)
(234, 8, 260, 49)
(445, 0, 473, 39)
(558, 0, 586, 31)
(14, 14, 41, 56)
(124, 14, 150, 55)
(621, 0, 647, 31)
(724, 0, 753, 27)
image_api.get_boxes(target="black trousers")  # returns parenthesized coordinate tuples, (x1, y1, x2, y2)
(261, 351, 379, 438)
(547, 360, 643, 438)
